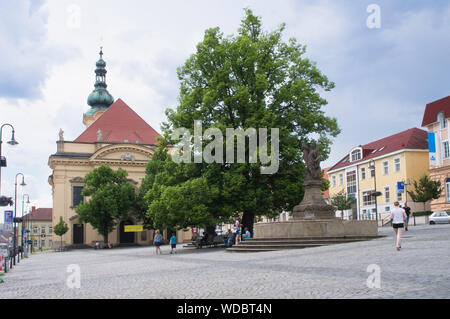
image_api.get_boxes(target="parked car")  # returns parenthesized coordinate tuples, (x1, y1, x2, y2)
(429, 211, 450, 224)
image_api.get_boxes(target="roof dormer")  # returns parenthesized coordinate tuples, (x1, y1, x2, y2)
(349, 146, 362, 162)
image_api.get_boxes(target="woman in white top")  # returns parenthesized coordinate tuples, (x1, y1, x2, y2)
(390, 201, 408, 251)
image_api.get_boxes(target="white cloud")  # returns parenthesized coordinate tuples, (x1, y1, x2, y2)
(1, 0, 450, 221)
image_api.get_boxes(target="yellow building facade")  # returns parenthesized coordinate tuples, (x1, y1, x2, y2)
(328, 128, 430, 224)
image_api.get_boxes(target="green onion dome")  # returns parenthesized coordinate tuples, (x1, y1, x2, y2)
(87, 48, 114, 109)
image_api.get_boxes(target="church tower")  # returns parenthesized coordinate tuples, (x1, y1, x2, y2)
(83, 48, 114, 128)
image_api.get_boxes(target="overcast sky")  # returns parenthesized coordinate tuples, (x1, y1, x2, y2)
(1, 0, 449, 222)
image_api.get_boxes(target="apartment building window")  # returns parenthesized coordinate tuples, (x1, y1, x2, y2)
(361, 167, 366, 180)
(446, 179, 450, 203)
(385, 206, 391, 212)
(41, 226, 46, 234)
(397, 189, 403, 201)
(33, 226, 38, 234)
(351, 149, 361, 162)
(384, 186, 390, 203)
(33, 240, 37, 247)
(394, 158, 401, 172)
(362, 190, 375, 206)
(49, 226, 52, 234)
(346, 171, 357, 195)
(438, 111, 447, 129)
(370, 165, 375, 178)
(332, 175, 336, 187)
(383, 161, 389, 175)
(339, 174, 344, 185)
(443, 141, 450, 159)
(49, 239, 52, 248)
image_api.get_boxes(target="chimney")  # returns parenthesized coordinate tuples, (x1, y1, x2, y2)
(32, 206, 36, 212)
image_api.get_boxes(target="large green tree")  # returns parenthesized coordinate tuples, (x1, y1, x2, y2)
(330, 191, 355, 219)
(75, 165, 136, 243)
(407, 175, 443, 211)
(144, 9, 340, 234)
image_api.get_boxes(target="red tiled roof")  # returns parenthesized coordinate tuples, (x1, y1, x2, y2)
(74, 98, 161, 144)
(23, 208, 52, 221)
(328, 128, 428, 172)
(422, 96, 450, 127)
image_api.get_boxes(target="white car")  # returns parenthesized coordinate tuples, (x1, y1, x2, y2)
(429, 212, 450, 224)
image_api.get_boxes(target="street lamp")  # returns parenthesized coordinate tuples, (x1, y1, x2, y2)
(13, 173, 26, 265)
(369, 160, 379, 226)
(22, 194, 30, 258)
(0, 123, 19, 196)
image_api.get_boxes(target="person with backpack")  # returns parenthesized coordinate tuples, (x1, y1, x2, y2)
(154, 230, 162, 255)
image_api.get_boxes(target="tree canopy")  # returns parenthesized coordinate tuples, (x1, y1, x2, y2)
(407, 175, 443, 210)
(75, 165, 136, 243)
(142, 9, 340, 234)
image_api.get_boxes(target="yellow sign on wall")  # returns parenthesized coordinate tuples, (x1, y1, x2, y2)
(124, 225, 143, 232)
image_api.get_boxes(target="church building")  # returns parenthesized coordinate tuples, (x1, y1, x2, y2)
(48, 49, 191, 247)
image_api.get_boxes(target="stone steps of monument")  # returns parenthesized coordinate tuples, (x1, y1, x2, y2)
(240, 239, 365, 245)
(227, 236, 381, 252)
(228, 243, 325, 251)
(244, 236, 378, 242)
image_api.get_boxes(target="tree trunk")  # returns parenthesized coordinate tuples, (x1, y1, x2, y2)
(242, 211, 255, 237)
(205, 225, 216, 239)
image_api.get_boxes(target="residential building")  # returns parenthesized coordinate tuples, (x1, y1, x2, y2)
(48, 49, 191, 247)
(22, 207, 53, 249)
(328, 128, 429, 224)
(422, 95, 450, 212)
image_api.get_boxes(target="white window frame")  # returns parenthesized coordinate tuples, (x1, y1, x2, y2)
(446, 180, 450, 203)
(360, 167, 366, 180)
(443, 141, 450, 159)
(384, 186, 390, 203)
(393, 157, 401, 172)
(332, 175, 336, 188)
(438, 111, 447, 129)
(383, 161, 389, 175)
(339, 173, 344, 186)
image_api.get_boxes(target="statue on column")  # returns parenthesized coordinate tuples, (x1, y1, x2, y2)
(293, 140, 335, 219)
(58, 129, 64, 141)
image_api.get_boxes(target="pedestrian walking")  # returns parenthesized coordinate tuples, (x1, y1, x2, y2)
(154, 230, 162, 255)
(169, 232, 177, 254)
(403, 203, 411, 231)
(390, 201, 407, 251)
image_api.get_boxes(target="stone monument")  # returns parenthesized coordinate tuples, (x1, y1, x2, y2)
(293, 141, 335, 220)
(253, 140, 378, 240)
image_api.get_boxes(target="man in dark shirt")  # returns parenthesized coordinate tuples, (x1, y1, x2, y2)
(404, 203, 411, 231)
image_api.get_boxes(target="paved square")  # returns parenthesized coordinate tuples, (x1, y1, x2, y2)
(0, 224, 449, 298)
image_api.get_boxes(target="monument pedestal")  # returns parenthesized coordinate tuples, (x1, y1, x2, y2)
(254, 218, 378, 239)
(292, 179, 335, 220)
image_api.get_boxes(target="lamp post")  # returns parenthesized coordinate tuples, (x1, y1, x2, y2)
(0, 123, 19, 196)
(22, 194, 30, 258)
(369, 160, 379, 226)
(13, 173, 26, 265)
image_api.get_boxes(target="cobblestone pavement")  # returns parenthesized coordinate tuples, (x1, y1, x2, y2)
(0, 224, 448, 299)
